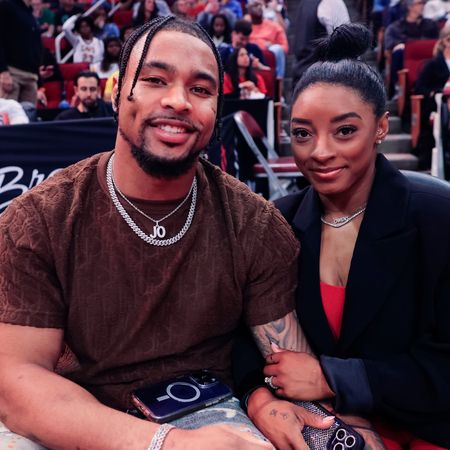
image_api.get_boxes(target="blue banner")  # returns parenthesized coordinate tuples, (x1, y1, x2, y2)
(0, 117, 116, 212)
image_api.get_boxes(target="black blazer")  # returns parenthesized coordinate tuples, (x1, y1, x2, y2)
(275, 155, 450, 446)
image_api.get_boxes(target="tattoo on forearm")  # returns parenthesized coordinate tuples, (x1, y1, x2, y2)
(251, 311, 313, 357)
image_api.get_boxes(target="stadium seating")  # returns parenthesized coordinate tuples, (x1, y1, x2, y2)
(397, 39, 436, 117)
(233, 110, 302, 200)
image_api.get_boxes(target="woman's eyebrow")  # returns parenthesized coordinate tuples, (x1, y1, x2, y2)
(330, 112, 362, 123)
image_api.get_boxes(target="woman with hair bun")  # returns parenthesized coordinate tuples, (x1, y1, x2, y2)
(240, 22, 450, 450)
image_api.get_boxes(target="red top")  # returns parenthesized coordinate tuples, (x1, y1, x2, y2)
(320, 282, 446, 450)
(223, 73, 267, 95)
(320, 281, 346, 339)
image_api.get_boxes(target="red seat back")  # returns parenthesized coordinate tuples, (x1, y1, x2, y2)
(261, 49, 276, 73)
(41, 36, 56, 54)
(39, 80, 63, 109)
(99, 78, 107, 96)
(255, 69, 274, 99)
(59, 62, 90, 81)
(404, 39, 437, 90)
(65, 80, 75, 104)
(112, 10, 133, 29)
(235, 110, 265, 139)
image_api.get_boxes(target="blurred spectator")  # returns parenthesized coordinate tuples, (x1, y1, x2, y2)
(31, 0, 55, 37)
(221, 0, 242, 18)
(0, 98, 30, 124)
(54, 0, 84, 33)
(120, 24, 135, 42)
(120, 0, 171, 14)
(385, 0, 439, 50)
(63, 14, 105, 63)
(37, 47, 63, 106)
(197, 0, 237, 29)
(133, 0, 170, 25)
(371, 0, 390, 45)
(247, 0, 288, 77)
(218, 19, 269, 70)
(208, 13, 232, 45)
(262, 0, 289, 29)
(414, 25, 450, 168)
(39, 48, 63, 84)
(171, 0, 190, 18)
(383, 0, 407, 27)
(423, 0, 449, 20)
(90, 36, 121, 79)
(291, 0, 350, 85)
(102, 69, 118, 102)
(0, 0, 42, 104)
(385, 0, 439, 96)
(223, 46, 266, 98)
(93, 6, 120, 40)
(55, 71, 113, 119)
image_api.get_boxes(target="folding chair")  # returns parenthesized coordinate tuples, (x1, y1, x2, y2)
(233, 110, 302, 200)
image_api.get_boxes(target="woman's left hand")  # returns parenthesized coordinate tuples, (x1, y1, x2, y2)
(264, 344, 335, 401)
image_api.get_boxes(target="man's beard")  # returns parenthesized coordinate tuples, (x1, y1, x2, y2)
(119, 126, 203, 180)
(82, 98, 98, 111)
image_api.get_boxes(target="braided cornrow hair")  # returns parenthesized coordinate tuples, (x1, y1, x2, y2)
(114, 15, 224, 141)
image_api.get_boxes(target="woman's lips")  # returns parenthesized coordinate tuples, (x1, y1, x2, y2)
(310, 167, 344, 181)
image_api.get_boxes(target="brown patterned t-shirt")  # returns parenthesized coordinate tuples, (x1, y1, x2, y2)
(0, 152, 299, 410)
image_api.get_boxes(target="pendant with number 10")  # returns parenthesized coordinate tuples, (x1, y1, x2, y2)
(149, 223, 166, 239)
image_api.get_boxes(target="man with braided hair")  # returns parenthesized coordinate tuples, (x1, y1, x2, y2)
(0, 16, 329, 450)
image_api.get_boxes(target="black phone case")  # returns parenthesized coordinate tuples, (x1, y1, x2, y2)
(132, 371, 232, 423)
(296, 401, 365, 450)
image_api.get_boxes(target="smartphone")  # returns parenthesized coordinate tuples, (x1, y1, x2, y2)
(131, 370, 233, 423)
(296, 401, 365, 450)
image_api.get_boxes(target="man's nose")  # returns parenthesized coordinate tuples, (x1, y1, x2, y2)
(160, 85, 192, 113)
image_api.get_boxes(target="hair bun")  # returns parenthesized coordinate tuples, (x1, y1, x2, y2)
(314, 23, 372, 62)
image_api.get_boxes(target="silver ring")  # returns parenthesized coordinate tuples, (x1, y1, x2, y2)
(264, 376, 279, 390)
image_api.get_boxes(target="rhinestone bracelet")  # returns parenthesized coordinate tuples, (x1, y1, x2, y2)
(148, 424, 176, 450)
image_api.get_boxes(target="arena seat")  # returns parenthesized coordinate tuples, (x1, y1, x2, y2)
(254, 68, 274, 99)
(38, 80, 63, 109)
(41, 36, 56, 54)
(233, 110, 302, 200)
(112, 10, 133, 29)
(59, 62, 90, 81)
(397, 39, 436, 117)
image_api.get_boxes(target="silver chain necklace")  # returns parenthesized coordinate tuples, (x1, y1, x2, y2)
(321, 205, 366, 228)
(106, 154, 197, 246)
